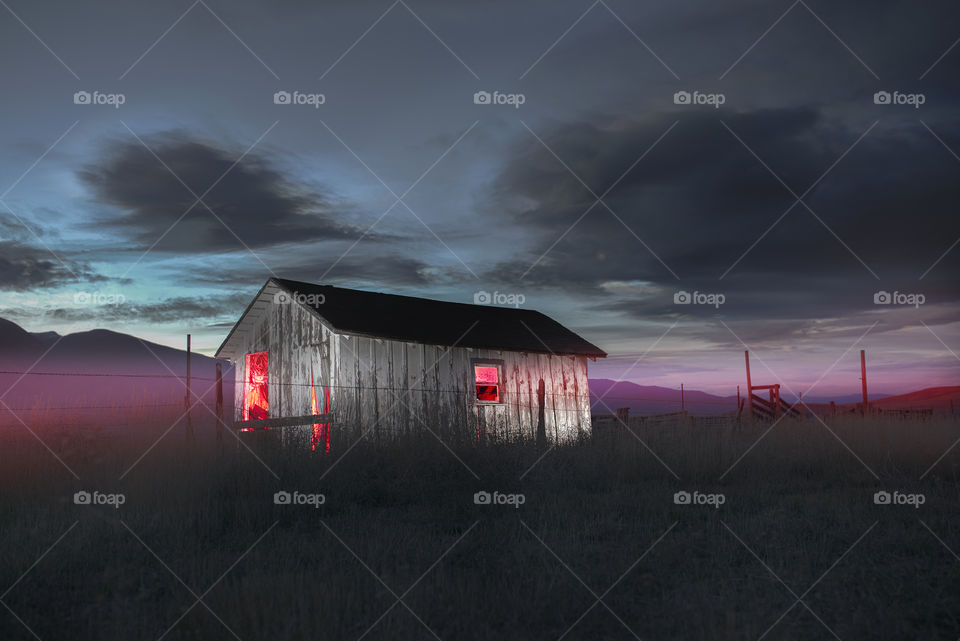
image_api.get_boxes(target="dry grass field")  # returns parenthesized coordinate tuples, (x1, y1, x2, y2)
(0, 413, 958, 640)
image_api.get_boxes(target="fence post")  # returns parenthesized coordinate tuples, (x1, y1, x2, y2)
(215, 361, 223, 446)
(860, 349, 869, 416)
(615, 407, 630, 427)
(185, 334, 194, 441)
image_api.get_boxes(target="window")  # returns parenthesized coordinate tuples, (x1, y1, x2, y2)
(243, 351, 269, 421)
(474, 364, 501, 403)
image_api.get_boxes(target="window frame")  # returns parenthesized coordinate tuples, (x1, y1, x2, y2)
(471, 358, 504, 405)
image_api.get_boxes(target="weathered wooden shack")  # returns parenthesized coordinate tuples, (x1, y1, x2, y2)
(215, 278, 605, 448)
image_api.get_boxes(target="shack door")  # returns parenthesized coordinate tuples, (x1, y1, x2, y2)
(243, 351, 269, 421)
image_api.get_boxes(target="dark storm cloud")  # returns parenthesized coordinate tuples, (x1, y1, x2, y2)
(173, 251, 436, 291)
(313, 253, 435, 286)
(0, 240, 110, 290)
(485, 105, 960, 324)
(0, 213, 111, 290)
(78, 133, 375, 253)
(47, 293, 249, 324)
(77, 253, 439, 329)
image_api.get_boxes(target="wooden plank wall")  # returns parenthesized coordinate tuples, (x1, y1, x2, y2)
(229, 302, 594, 444)
(332, 343, 592, 443)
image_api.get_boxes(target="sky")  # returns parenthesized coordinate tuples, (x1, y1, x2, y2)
(0, 0, 958, 396)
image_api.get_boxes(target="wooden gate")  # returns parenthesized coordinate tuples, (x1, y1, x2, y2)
(744, 351, 801, 421)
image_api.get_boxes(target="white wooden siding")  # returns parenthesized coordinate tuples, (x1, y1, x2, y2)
(230, 301, 593, 443)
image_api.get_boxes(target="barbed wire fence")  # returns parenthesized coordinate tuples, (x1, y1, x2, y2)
(0, 368, 947, 433)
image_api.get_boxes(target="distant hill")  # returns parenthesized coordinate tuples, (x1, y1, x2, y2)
(0, 317, 43, 358)
(0, 318, 231, 416)
(589, 378, 959, 417)
(838, 386, 960, 412)
(589, 379, 738, 416)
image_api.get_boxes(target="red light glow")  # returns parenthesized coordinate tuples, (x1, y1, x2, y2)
(243, 351, 269, 422)
(474, 365, 500, 402)
(474, 366, 498, 384)
(311, 366, 331, 453)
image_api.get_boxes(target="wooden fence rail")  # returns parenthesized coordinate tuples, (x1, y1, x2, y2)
(233, 413, 333, 431)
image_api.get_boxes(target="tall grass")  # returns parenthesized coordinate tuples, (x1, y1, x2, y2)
(0, 415, 957, 640)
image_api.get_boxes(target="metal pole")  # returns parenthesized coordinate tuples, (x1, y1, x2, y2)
(215, 361, 223, 445)
(860, 349, 868, 415)
(185, 334, 193, 439)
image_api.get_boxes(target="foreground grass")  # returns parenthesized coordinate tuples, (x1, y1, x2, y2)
(0, 416, 958, 640)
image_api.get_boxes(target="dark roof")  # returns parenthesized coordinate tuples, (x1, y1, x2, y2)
(269, 278, 605, 357)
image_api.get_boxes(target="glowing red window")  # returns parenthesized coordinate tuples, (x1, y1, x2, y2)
(243, 351, 269, 421)
(474, 365, 500, 403)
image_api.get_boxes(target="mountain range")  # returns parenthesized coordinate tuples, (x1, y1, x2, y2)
(0, 317, 229, 413)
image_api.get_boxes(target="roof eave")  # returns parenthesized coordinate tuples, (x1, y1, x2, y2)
(214, 278, 278, 361)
